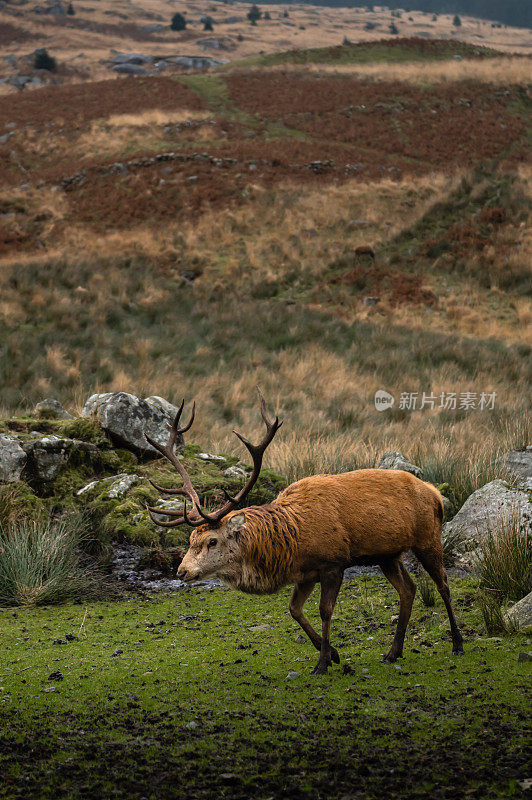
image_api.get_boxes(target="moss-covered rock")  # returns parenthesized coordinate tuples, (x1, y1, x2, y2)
(0, 413, 288, 547)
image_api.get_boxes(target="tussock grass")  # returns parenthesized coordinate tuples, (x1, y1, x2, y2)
(0, 515, 98, 607)
(417, 573, 436, 607)
(473, 511, 532, 603)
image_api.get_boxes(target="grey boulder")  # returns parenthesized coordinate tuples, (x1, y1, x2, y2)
(378, 451, 423, 479)
(0, 436, 27, 483)
(112, 64, 151, 75)
(81, 392, 184, 456)
(443, 479, 532, 553)
(504, 591, 532, 632)
(23, 436, 99, 482)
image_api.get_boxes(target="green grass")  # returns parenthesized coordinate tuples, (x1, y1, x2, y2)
(233, 38, 502, 68)
(0, 577, 530, 799)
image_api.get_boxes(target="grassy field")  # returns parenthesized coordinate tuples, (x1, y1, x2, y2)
(1, 577, 530, 799)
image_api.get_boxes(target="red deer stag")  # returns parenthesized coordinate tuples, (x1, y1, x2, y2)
(145, 397, 463, 674)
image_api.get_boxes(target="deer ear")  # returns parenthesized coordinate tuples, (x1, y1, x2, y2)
(226, 513, 246, 539)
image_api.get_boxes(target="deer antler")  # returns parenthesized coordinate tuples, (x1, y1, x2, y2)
(145, 392, 282, 529)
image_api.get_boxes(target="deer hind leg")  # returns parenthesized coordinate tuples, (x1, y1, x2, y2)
(289, 581, 340, 665)
(413, 545, 464, 655)
(311, 569, 343, 675)
(380, 557, 416, 662)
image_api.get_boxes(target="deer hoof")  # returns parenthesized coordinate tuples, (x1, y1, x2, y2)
(382, 651, 400, 663)
(311, 661, 329, 675)
(331, 646, 340, 664)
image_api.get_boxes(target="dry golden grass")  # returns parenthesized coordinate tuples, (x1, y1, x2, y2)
(246, 56, 532, 85)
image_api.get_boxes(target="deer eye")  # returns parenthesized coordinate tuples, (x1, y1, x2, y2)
(208, 538, 217, 549)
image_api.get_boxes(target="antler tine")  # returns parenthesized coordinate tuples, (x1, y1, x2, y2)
(144, 400, 207, 526)
(149, 479, 187, 496)
(191, 393, 283, 526)
(147, 395, 282, 529)
(146, 504, 185, 529)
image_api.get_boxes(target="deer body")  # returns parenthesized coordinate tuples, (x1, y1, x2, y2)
(199, 470, 442, 593)
(146, 399, 463, 674)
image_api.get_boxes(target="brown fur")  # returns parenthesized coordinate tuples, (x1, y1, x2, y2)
(178, 468, 463, 673)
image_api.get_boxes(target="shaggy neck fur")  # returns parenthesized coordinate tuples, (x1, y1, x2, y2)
(224, 504, 300, 594)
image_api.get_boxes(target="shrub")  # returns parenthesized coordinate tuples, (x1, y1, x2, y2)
(473, 512, 531, 602)
(171, 12, 187, 31)
(0, 515, 98, 607)
(477, 589, 516, 635)
(34, 49, 56, 71)
(453, 14, 462, 27)
(203, 18, 213, 31)
(247, 4, 261, 25)
(389, 22, 399, 34)
(67, 2, 74, 14)
(264, 10, 271, 20)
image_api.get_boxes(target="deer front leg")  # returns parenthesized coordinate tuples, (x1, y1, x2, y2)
(289, 581, 340, 665)
(311, 569, 343, 675)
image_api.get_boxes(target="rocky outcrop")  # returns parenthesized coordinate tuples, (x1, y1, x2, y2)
(23, 436, 99, 483)
(81, 392, 184, 456)
(377, 451, 423, 479)
(443, 479, 532, 552)
(0, 435, 27, 483)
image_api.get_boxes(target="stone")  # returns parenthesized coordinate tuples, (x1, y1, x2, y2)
(145, 396, 180, 419)
(110, 53, 155, 65)
(505, 592, 532, 633)
(8, 76, 32, 89)
(378, 451, 423, 478)
(0, 436, 27, 483)
(223, 465, 247, 480)
(165, 56, 227, 69)
(140, 23, 166, 33)
(517, 651, 532, 662)
(249, 623, 273, 632)
(503, 446, 532, 481)
(363, 296, 380, 306)
(23, 436, 98, 483)
(81, 392, 184, 456)
(112, 64, 151, 75)
(286, 671, 300, 680)
(443, 479, 531, 553)
(197, 452, 226, 463)
(34, 398, 73, 419)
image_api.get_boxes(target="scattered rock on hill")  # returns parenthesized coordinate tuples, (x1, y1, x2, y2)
(81, 392, 184, 456)
(113, 64, 151, 75)
(378, 451, 423, 478)
(505, 591, 532, 632)
(0, 435, 27, 483)
(443, 479, 532, 554)
(34, 399, 73, 420)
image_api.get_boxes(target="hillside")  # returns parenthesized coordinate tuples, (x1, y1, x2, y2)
(0, 36, 530, 483)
